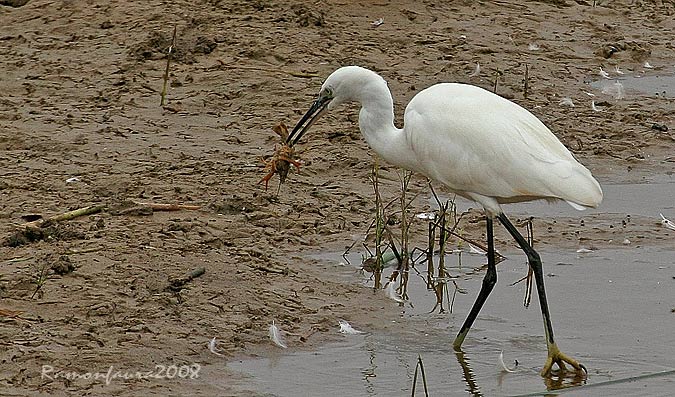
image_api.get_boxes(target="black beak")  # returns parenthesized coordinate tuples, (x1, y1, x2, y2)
(287, 95, 332, 147)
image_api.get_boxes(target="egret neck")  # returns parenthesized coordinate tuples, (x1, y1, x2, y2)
(356, 79, 417, 171)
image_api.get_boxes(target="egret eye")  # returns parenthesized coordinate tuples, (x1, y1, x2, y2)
(323, 87, 334, 98)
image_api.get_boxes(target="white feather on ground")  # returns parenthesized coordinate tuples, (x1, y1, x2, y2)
(338, 319, 364, 335)
(469, 62, 480, 77)
(208, 337, 225, 356)
(558, 97, 575, 107)
(269, 320, 287, 348)
(498, 350, 518, 373)
(468, 243, 486, 255)
(385, 282, 405, 303)
(416, 212, 436, 220)
(660, 213, 675, 231)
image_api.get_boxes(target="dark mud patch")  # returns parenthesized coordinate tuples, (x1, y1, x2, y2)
(208, 196, 258, 215)
(4, 222, 86, 247)
(129, 30, 217, 64)
(43, 253, 76, 276)
(0, 0, 29, 8)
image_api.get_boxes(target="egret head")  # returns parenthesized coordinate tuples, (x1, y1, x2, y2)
(287, 66, 385, 146)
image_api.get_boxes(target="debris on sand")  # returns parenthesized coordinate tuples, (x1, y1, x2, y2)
(4, 222, 86, 247)
(338, 319, 364, 335)
(660, 213, 675, 231)
(268, 320, 287, 348)
(166, 267, 206, 292)
(208, 337, 225, 356)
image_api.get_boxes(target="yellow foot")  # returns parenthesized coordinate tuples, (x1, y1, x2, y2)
(541, 343, 587, 377)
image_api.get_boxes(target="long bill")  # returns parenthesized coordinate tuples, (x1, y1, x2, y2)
(287, 95, 332, 147)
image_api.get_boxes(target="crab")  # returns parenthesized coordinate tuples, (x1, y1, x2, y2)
(259, 122, 302, 190)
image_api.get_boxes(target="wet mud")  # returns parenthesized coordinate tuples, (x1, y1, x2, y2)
(1, 1, 674, 395)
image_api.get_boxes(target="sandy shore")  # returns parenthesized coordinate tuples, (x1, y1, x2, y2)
(1, 0, 673, 395)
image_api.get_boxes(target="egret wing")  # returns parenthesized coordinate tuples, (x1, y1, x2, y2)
(403, 83, 601, 207)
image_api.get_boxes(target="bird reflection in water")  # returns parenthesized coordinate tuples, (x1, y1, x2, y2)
(542, 368, 587, 391)
(453, 348, 586, 395)
(454, 349, 483, 397)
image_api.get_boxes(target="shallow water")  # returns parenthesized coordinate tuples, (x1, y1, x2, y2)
(428, 175, 675, 219)
(226, 177, 675, 396)
(228, 246, 675, 396)
(506, 175, 675, 218)
(590, 72, 675, 98)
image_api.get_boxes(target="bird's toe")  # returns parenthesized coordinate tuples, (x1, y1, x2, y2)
(541, 344, 587, 378)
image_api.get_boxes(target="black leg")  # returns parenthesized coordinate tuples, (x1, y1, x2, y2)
(497, 213, 555, 344)
(497, 213, 586, 376)
(453, 216, 496, 349)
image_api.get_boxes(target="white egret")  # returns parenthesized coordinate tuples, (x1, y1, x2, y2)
(288, 66, 602, 376)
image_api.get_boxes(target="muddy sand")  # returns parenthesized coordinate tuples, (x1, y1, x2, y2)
(1, 0, 674, 395)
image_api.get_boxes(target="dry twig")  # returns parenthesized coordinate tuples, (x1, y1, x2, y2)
(132, 202, 201, 211)
(0, 309, 23, 318)
(23, 205, 106, 229)
(160, 25, 177, 106)
(167, 267, 206, 292)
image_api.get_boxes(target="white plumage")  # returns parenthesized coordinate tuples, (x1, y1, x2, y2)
(311, 66, 602, 216)
(288, 66, 599, 376)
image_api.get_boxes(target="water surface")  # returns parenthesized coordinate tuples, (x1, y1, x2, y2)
(228, 246, 675, 396)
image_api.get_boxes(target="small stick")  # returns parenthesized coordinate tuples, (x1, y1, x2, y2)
(7, 257, 32, 264)
(523, 63, 529, 99)
(441, 225, 506, 262)
(411, 354, 429, 397)
(160, 25, 177, 107)
(493, 68, 500, 94)
(49, 205, 106, 222)
(426, 220, 435, 288)
(207, 301, 225, 313)
(398, 169, 413, 300)
(251, 265, 287, 275)
(429, 181, 492, 256)
(66, 247, 105, 255)
(132, 202, 201, 211)
(437, 201, 449, 313)
(167, 267, 206, 292)
(341, 240, 357, 266)
(511, 219, 534, 307)
(0, 309, 23, 318)
(23, 205, 106, 228)
(371, 158, 385, 290)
